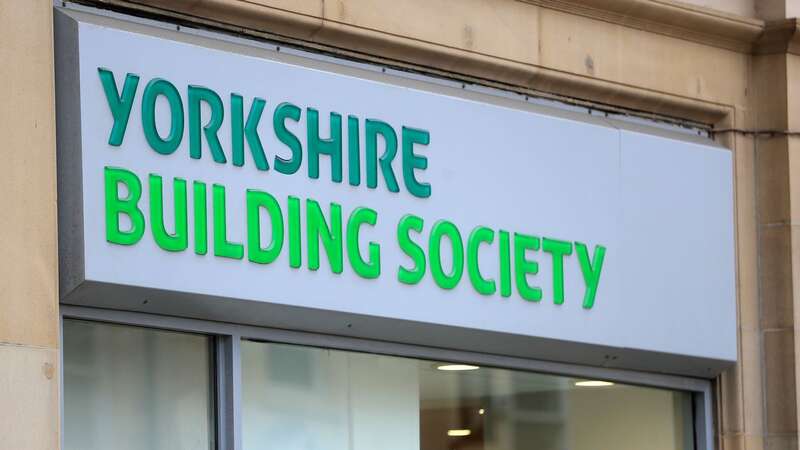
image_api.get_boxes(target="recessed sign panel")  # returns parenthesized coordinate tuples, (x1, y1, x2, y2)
(56, 11, 736, 375)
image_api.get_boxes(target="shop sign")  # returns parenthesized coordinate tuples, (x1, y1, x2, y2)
(57, 13, 737, 368)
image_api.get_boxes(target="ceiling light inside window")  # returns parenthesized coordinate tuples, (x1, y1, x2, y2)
(447, 429, 472, 437)
(575, 380, 615, 387)
(436, 364, 479, 371)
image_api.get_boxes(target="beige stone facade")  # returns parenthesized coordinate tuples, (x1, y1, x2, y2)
(4, 0, 800, 448)
(0, 1, 60, 449)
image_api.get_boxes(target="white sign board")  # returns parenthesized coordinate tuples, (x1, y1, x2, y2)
(56, 11, 736, 376)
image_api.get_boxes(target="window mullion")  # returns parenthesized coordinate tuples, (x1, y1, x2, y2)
(217, 334, 242, 450)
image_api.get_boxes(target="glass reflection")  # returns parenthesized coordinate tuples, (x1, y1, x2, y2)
(63, 319, 215, 450)
(242, 340, 694, 450)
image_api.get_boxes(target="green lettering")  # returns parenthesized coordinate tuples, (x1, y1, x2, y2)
(188, 85, 226, 163)
(542, 238, 573, 305)
(104, 167, 144, 246)
(288, 196, 302, 268)
(499, 230, 512, 298)
(232, 94, 269, 170)
(307, 199, 343, 274)
(141, 78, 184, 155)
(307, 108, 342, 183)
(576, 242, 606, 309)
(98, 68, 139, 147)
(514, 233, 541, 302)
(467, 226, 495, 295)
(246, 190, 284, 265)
(149, 174, 188, 252)
(429, 220, 464, 290)
(365, 119, 399, 192)
(347, 207, 380, 279)
(397, 214, 426, 285)
(348, 116, 361, 186)
(401, 127, 431, 198)
(193, 181, 208, 255)
(273, 102, 303, 175)
(212, 184, 243, 259)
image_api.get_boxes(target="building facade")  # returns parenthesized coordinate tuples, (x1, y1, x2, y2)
(2, 0, 799, 449)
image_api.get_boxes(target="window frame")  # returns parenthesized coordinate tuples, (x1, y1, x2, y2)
(60, 305, 715, 450)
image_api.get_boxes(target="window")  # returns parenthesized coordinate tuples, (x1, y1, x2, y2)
(63, 320, 215, 450)
(241, 341, 694, 450)
(61, 313, 705, 450)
